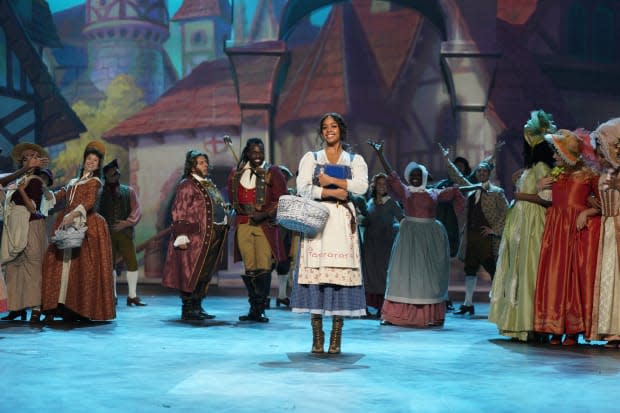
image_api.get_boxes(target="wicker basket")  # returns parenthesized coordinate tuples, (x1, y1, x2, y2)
(51, 226, 88, 249)
(277, 195, 329, 236)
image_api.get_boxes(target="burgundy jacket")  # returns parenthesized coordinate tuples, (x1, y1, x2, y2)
(227, 163, 288, 264)
(162, 176, 227, 293)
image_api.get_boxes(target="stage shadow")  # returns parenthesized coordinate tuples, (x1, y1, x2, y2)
(164, 319, 231, 328)
(42, 320, 114, 331)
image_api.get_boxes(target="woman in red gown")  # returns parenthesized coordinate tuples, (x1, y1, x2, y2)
(534, 129, 600, 346)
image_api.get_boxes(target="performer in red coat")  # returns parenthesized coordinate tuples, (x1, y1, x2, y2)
(227, 138, 288, 322)
(162, 150, 230, 321)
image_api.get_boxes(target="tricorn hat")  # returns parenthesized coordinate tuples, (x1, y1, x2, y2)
(103, 159, 119, 174)
(37, 168, 54, 186)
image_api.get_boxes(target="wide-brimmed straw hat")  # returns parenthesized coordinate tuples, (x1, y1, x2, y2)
(11, 142, 48, 162)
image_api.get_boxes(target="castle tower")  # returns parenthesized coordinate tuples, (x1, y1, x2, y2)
(82, 0, 170, 103)
(172, 0, 231, 77)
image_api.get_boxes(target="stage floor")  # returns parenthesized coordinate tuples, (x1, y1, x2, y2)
(2, 290, 619, 413)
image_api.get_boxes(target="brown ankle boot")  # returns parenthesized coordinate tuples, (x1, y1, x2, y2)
(311, 314, 324, 353)
(328, 316, 344, 354)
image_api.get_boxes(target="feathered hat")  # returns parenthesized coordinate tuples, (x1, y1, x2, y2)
(524, 110, 557, 149)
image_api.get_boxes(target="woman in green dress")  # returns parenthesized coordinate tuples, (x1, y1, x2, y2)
(488, 110, 556, 342)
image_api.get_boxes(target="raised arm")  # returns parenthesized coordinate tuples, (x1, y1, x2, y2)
(367, 139, 394, 174)
(437, 142, 472, 186)
(0, 154, 49, 187)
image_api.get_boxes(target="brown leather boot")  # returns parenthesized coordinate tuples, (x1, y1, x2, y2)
(328, 316, 344, 354)
(311, 314, 324, 353)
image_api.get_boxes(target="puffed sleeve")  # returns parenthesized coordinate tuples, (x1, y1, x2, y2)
(386, 170, 407, 202)
(296, 152, 322, 200)
(347, 153, 368, 196)
(438, 186, 465, 216)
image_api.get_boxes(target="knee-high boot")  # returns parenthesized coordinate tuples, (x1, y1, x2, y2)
(311, 314, 324, 354)
(251, 273, 270, 323)
(328, 316, 344, 354)
(181, 295, 205, 321)
(239, 274, 256, 321)
(262, 271, 272, 309)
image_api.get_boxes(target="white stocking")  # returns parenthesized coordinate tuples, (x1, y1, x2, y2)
(126, 270, 139, 299)
(277, 274, 288, 299)
(112, 270, 117, 299)
(464, 275, 478, 306)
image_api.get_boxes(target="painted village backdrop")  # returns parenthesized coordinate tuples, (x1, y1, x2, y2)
(1, 0, 620, 280)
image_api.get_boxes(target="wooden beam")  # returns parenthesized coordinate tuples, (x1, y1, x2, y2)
(0, 85, 34, 100)
(0, 102, 34, 129)
(11, 122, 35, 143)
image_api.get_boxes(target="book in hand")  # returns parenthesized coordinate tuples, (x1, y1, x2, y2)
(313, 164, 352, 189)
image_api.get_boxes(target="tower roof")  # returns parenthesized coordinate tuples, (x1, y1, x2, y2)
(172, 0, 231, 21)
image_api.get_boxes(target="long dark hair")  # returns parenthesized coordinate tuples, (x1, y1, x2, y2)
(183, 150, 209, 178)
(317, 112, 352, 152)
(237, 137, 264, 170)
(79, 147, 104, 179)
(523, 140, 554, 169)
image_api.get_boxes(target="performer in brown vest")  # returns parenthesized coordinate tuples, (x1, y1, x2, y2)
(162, 150, 230, 321)
(99, 159, 146, 307)
(227, 138, 288, 322)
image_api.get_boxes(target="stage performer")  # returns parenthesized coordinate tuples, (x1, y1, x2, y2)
(227, 138, 288, 323)
(534, 129, 600, 346)
(439, 143, 509, 316)
(0, 143, 52, 323)
(488, 110, 556, 342)
(291, 112, 368, 354)
(41, 141, 115, 322)
(162, 150, 229, 321)
(99, 159, 147, 307)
